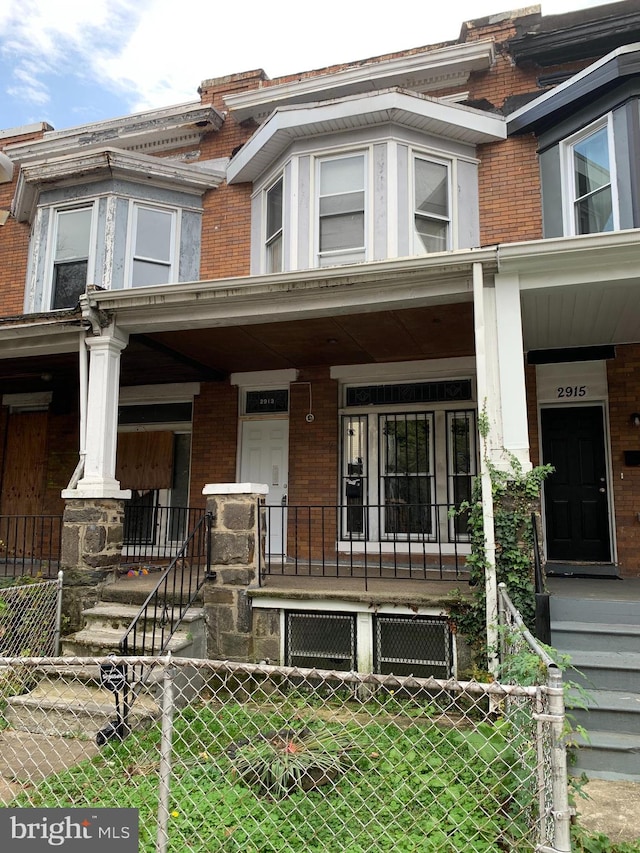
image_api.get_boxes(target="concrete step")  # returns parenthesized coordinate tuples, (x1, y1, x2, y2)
(550, 594, 640, 625)
(3, 678, 159, 738)
(78, 602, 205, 635)
(569, 688, 640, 735)
(570, 730, 640, 782)
(551, 620, 640, 654)
(561, 650, 640, 693)
(61, 603, 206, 657)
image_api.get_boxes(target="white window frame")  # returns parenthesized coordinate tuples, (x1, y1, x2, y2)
(411, 153, 451, 254)
(560, 114, 619, 237)
(126, 201, 180, 288)
(339, 389, 475, 550)
(315, 150, 367, 268)
(45, 201, 97, 310)
(264, 175, 284, 274)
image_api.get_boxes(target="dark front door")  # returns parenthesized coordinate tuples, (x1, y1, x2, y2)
(541, 406, 610, 562)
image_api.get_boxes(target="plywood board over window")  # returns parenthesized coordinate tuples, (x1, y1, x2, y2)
(1, 412, 48, 514)
(116, 431, 174, 491)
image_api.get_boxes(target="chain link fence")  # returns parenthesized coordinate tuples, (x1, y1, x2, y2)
(0, 572, 63, 657)
(0, 650, 570, 852)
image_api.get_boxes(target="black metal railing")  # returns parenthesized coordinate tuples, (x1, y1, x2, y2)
(532, 512, 551, 645)
(0, 515, 62, 578)
(120, 511, 213, 657)
(121, 504, 206, 567)
(259, 503, 469, 589)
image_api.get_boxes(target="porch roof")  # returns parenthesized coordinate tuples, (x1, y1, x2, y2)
(0, 230, 638, 389)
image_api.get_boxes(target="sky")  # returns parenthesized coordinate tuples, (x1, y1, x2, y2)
(0, 0, 608, 134)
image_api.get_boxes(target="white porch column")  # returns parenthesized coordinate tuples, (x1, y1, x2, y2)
(62, 323, 131, 500)
(473, 262, 499, 675)
(493, 271, 531, 472)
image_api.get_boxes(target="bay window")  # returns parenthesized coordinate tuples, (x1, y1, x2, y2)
(51, 205, 94, 309)
(265, 177, 284, 273)
(130, 203, 177, 287)
(563, 118, 617, 236)
(318, 153, 365, 266)
(413, 156, 449, 253)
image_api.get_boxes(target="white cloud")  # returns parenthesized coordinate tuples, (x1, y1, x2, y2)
(0, 0, 615, 126)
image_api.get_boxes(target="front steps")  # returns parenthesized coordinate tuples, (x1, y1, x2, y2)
(4, 577, 207, 740)
(550, 581, 640, 782)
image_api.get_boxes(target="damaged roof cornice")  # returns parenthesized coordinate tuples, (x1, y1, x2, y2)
(227, 87, 506, 184)
(223, 39, 496, 123)
(4, 102, 224, 165)
(12, 146, 225, 223)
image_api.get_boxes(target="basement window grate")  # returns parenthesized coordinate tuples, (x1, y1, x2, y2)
(285, 611, 356, 671)
(374, 615, 452, 679)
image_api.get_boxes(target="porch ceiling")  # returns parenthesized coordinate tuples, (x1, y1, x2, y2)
(0, 303, 475, 394)
(521, 278, 640, 351)
(131, 302, 475, 377)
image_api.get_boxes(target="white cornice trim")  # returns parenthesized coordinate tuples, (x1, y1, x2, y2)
(12, 147, 225, 222)
(227, 88, 506, 184)
(331, 357, 476, 383)
(5, 103, 224, 165)
(224, 40, 495, 122)
(230, 369, 299, 387)
(0, 152, 13, 183)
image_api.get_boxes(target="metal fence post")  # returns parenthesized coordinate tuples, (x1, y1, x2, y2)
(547, 664, 573, 853)
(156, 654, 176, 853)
(54, 570, 64, 656)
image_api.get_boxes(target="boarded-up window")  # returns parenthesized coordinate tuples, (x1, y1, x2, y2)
(116, 431, 174, 491)
(1, 412, 48, 515)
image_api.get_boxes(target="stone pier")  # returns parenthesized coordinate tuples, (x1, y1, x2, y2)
(203, 483, 273, 662)
(60, 498, 125, 631)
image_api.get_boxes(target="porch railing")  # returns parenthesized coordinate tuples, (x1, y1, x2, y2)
(121, 504, 206, 567)
(120, 511, 213, 657)
(0, 515, 62, 578)
(259, 503, 469, 589)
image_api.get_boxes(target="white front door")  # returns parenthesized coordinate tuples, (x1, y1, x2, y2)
(240, 419, 289, 555)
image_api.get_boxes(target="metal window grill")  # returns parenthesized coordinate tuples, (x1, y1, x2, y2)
(374, 615, 452, 679)
(286, 611, 356, 671)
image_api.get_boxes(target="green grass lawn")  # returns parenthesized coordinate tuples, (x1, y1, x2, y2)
(9, 697, 538, 853)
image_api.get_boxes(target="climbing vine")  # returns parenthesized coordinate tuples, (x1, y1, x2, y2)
(449, 406, 554, 670)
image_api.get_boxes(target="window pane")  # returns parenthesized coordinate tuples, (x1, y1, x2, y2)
(320, 212, 364, 253)
(574, 127, 610, 198)
(383, 477, 432, 535)
(383, 417, 430, 475)
(575, 185, 613, 234)
(320, 156, 364, 194)
(320, 191, 365, 216)
(52, 260, 88, 309)
(55, 208, 91, 261)
(135, 207, 172, 262)
(342, 415, 367, 537)
(266, 178, 283, 241)
(415, 217, 448, 253)
(132, 259, 171, 287)
(415, 160, 448, 217)
(266, 233, 282, 274)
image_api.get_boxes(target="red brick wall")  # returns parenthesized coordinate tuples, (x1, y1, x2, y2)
(607, 345, 640, 576)
(288, 367, 339, 507)
(189, 381, 239, 508)
(0, 129, 46, 316)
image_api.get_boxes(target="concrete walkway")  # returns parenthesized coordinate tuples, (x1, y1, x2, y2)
(577, 779, 640, 846)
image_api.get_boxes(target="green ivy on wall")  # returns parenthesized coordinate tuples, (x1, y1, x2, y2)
(449, 406, 553, 671)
